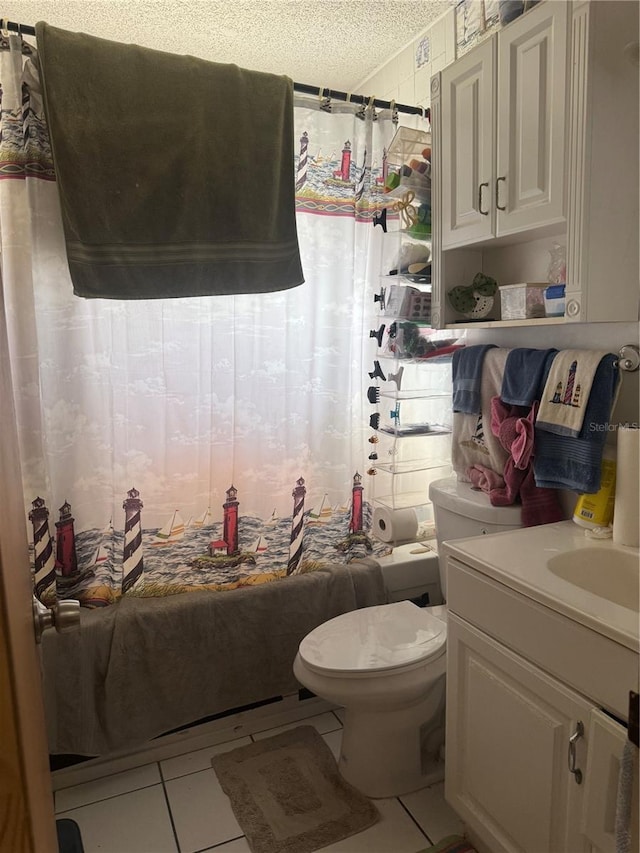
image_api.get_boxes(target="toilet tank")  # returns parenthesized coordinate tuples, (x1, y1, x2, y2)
(376, 543, 444, 606)
(428, 476, 523, 597)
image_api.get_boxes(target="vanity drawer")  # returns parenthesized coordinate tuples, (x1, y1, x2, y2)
(446, 557, 638, 720)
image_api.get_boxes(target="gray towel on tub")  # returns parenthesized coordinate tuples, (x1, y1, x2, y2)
(42, 561, 386, 756)
(35, 22, 304, 299)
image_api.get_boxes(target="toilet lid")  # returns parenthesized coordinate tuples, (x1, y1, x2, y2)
(298, 601, 446, 675)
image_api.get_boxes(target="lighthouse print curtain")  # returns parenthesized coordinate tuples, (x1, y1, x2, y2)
(1, 35, 413, 607)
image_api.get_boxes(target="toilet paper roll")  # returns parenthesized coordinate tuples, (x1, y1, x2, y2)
(613, 426, 640, 548)
(372, 506, 419, 543)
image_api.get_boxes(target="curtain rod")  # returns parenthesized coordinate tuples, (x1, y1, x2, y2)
(1, 18, 429, 119)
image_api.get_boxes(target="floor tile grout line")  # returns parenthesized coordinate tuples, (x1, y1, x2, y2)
(54, 778, 166, 814)
(396, 796, 434, 845)
(192, 835, 245, 852)
(159, 760, 183, 852)
(250, 722, 343, 743)
(330, 709, 344, 726)
(54, 760, 161, 794)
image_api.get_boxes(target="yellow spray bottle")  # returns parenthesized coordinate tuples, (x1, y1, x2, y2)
(572, 447, 617, 529)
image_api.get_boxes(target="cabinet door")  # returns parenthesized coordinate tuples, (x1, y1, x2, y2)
(446, 613, 592, 853)
(581, 709, 633, 853)
(496, 1, 568, 236)
(440, 38, 495, 249)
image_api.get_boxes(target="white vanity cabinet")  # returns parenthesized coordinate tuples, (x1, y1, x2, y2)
(443, 548, 638, 853)
(430, 0, 639, 329)
(581, 709, 630, 853)
(440, 2, 567, 250)
(447, 611, 594, 853)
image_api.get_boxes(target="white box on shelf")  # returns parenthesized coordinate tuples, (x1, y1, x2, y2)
(499, 282, 546, 320)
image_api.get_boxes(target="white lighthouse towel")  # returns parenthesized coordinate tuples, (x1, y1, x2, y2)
(536, 349, 612, 437)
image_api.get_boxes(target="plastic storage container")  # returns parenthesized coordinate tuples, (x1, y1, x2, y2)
(499, 283, 546, 320)
(544, 284, 566, 317)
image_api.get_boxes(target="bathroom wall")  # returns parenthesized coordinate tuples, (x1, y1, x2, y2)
(358, 8, 640, 424)
(356, 7, 456, 111)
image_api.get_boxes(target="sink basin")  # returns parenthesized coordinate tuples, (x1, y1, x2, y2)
(547, 547, 639, 611)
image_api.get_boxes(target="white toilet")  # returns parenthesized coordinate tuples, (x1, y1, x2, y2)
(293, 476, 523, 798)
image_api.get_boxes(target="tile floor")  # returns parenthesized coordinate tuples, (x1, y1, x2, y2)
(55, 710, 465, 853)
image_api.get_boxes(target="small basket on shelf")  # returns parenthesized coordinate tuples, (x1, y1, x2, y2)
(447, 273, 499, 321)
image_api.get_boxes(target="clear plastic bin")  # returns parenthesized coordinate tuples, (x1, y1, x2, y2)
(499, 283, 546, 320)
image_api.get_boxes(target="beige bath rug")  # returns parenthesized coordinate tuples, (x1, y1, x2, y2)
(211, 725, 380, 853)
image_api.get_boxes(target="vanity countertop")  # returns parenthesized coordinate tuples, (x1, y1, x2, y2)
(442, 520, 639, 653)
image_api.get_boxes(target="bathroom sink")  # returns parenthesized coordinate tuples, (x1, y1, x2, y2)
(547, 547, 639, 611)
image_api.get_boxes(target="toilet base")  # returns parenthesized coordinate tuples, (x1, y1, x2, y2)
(338, 674, 446, 798)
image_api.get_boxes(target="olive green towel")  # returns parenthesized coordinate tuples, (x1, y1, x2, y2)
(41, 560, 386, 755)
(35, 22, 304, 299)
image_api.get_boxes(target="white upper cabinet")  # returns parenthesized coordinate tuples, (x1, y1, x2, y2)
(441, 1, 567, 250)
(441, 39, 496, 247)
(496, 2, 567, 236)
(431, 0, 639, 328)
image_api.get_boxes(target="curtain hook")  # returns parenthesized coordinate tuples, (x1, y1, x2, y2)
(319, 87, 331, 112)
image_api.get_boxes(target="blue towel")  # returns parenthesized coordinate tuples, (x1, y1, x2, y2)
(501, 348, 558, 406)
(533, 353, 619, 493)
(452, 345, 496, 414)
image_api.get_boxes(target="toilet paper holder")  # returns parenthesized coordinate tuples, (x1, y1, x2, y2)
(616, 344, 640, 372)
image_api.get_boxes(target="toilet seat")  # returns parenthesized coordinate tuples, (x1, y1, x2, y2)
(298, 601, 446, 678)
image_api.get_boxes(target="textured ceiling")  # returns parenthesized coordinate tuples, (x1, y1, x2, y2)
(4, 0, 450, 91)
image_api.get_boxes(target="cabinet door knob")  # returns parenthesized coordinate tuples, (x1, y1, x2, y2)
(568, 720, 584, 784)
(478, 182, 489, 215)
(496, 176, 507, 211)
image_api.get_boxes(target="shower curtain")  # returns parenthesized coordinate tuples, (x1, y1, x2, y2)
(1, 33, 416, 606)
